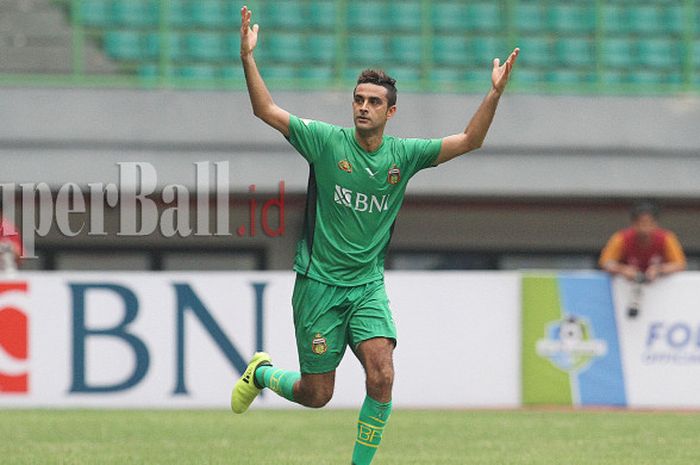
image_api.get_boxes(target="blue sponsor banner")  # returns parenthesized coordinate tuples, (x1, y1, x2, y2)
(558, 273, 627, 406)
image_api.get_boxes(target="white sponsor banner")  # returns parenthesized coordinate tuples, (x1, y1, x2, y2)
(0, 271, 520, 409)
(614, 273, 700, 408)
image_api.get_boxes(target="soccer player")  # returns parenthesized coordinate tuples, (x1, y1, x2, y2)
(232, 6, 518, 464)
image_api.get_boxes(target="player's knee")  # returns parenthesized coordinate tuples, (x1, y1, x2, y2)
(306, 389, 333, 408)
(298, 381, 334, 408)
(367, 365, 394, 392)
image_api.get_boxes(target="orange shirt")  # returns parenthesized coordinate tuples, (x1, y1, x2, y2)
(599, 227, 685, 272)
(0, 218, 22, 258)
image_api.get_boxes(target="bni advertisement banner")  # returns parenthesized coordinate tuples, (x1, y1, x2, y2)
(0, 271, 519, 409)
(522, 272, 626, 407)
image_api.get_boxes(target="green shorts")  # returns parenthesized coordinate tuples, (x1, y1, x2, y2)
(291, 274, 397, 374)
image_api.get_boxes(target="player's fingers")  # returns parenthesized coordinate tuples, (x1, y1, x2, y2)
(504, 60, 512, 76)
(240, 8, 248, 29)
(493, 58, 500, 69)
(508, 48, 520, 65)
(252, 24, 259, 34)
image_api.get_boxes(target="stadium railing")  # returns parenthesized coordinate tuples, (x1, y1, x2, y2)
(0, 0, 697, 95)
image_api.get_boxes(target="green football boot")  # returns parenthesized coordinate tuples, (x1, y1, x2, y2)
(231, 352, 272, 414)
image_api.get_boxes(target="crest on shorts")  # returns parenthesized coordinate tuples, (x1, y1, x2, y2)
(312, 333, 327, 355)
(338, 160, 353, 173)
(387, 165, 401, 185)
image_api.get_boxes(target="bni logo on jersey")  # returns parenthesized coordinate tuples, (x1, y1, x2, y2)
(0, 282, 29, 393)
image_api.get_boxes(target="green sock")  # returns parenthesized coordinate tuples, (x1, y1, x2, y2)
(254, 365, 300, 402)
(352, 395, 392, 465)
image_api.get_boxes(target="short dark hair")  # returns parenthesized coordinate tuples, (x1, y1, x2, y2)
(630, 200, 660, 221)
(355, 69, 397, 107)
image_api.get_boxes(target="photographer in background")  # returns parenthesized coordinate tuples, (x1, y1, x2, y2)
(599, 201, 686, 317)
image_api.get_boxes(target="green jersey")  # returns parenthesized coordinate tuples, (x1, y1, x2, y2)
(287, 114, 442, 286)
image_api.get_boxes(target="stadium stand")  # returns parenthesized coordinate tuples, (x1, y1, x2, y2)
(1, 0, 699, 92)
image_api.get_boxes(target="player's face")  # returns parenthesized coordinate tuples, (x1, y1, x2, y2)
(352, 83, 396, 132)
(633, 213, 658, 239)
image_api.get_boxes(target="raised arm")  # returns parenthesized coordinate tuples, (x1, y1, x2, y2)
(240, 6, 290, 137)
(436, 48, 519, 165)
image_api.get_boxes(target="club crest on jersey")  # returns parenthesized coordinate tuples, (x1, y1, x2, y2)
(338, 160, 353, 173)
(312, 333, 328, 355)
(387, 165, 401, 185)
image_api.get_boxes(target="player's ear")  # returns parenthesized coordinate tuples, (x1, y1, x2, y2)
(386, 105, 397, 119)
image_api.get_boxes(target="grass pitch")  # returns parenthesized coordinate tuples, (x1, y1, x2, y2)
(1, 408, 698, 465)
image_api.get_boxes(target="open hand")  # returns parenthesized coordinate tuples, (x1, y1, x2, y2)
(240, 5, 259, 56)
(492, 48, 519, 94)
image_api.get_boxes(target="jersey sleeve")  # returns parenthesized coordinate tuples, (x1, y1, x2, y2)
(400, 137, 443, 177)
(287, 114, 336, 164)
(663, 232, 686, 265)
(599, 231, 624, 268)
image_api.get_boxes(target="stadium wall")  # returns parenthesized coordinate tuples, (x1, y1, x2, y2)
(1, 88, 700, 198)
(2, 271, 700, 409)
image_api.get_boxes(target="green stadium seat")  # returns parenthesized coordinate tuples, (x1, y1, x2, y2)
(627, 5, 663, 34)
(104, 31, 159, 61)
(347, 1, 387, 31)
(638, 38, 681, 70)
(306, 34, 336, 65)
(431, 68, 489, 88)
(138, 64, 160, 79)
(389, 66, 422, 86)
(693, 40, 700, 70)
(387, 1, 422, 31)
(174, 65, 218, 80)
(470, 36, 507, 66)
(547, 69, 595, 86)
(343, 67, 362, 84)
(224, 33, 242, 60)
(167, 33, 188, 62)
(80, 0, 113, 27)
(665, 5, 685, 35)
(601, 5, 627, 33)
(299, 65, 334, 82)
(261, 65, 298, 82)
(555, 37, 595, 68)
(601, 38, 635, 68)
(112, 0, 159, 27)
(167, 0, 191, 27)
(548, 4, 595, 34)
(191, 1, 235, 28)
(600, 70, 627, 86)
(307, 0, 337, 30)
(513, 2, 547, 33)
(388, 35, 422, 66)
(515, 36, 551, 67)
(431, 1, 469, 32)
(221, 66, 245, 82)
(431, 67, 464, 84)
(465, 3, 503, 32)
(184, 32, 227, 62)
(432, 36, 470, 66)
(347, 35, 387, 65)
(262, 32, 306, 64)
(628, 70, 666, 86)
(664, 72, 683, 86)
(512, 68, 543, 86)
(262, 0, 305, 29)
